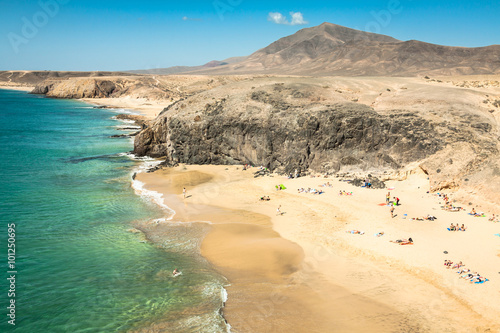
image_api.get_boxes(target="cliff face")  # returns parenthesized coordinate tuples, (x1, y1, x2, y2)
(0, 70, 136, 87)
(31, 78, 120, 98)
(134, 103, 445, 174)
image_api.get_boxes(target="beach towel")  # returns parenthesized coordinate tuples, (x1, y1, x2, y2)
(494, 233, 500, 237)
(377, 203, 386, 206)
(475, 279, 489, 284)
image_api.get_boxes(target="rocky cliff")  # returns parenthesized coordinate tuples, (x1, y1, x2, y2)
(0, 70, 136, 87)
(135, 103, 443, 173)
(133, 77, 499, 177)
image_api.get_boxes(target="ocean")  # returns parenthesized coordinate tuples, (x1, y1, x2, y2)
(0, 89, 228, 332)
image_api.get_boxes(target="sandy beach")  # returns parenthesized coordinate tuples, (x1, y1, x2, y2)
(0, 85, 34, 92)
(135, 165, 500, 332)
(81, 97, 164, 120)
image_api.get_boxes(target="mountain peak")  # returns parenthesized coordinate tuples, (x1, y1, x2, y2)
(134, 22, 500, 77)
(250, 22, 400, 62)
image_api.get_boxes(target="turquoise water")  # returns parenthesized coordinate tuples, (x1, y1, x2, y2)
(0, 90, 227, 332)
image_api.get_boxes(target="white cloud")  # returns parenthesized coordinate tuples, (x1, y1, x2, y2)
(290, 12, 308, 25)
(268, 11, 308, 26)
(268, 12, 288, 25)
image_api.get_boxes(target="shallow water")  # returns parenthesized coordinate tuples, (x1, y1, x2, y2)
(0, 90, 227, 332)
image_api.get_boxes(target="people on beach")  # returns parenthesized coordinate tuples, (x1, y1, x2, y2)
(386, 192, 391, 204)
(393, 197, 400, 206)
(447, 222, 466, 231)
(444, 261, 488, 284)
(346, 230, 364, 235)
(390, 237, 413, 245)
(390, 206, 395, 218)
(276, 205, 283, 216)
(260, 196, 270, 201)
(183, 187, 186, 199)
(338, 190, 352, 195)
(297, 187, 325, 194)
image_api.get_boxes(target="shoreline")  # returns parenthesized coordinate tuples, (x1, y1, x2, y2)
(0, 85, 34, 92)
(81, 97, 165, 120)
(136, 164, 500, 332)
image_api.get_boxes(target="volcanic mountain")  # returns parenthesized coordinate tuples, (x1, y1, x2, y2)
(165, 22, 500, 76)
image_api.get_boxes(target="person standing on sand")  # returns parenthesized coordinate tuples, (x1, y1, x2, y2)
(277, 205, 282, 216)
(183, 187, 186, 199)
(386, 192, 391, 204)
(390, 206, 395, 218)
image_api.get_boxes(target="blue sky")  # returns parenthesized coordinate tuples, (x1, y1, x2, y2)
(1, 0, 499, 71)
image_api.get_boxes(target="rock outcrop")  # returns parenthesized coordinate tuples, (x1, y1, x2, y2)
(133, 79, 498, 176)
(134, 103, 448, 174)
(0, 70, 136, 87)
(31, 78, 119, 98)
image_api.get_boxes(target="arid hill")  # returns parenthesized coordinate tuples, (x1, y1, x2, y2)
(139, 22, 500, 77)
(0, 70, 137, 87)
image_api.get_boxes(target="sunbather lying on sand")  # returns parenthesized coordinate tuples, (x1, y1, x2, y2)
(443, 202, 462, 211)
(346, 230, 365, 235)
(390, 237, 413, 245)
(470, 276, 488, 283)
(444, 260, 453, 267)
(338, 190, 353, 196)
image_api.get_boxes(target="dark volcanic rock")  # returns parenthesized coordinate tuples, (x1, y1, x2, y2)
(133, 102, 448, 174)
(350, 177, 385, 189)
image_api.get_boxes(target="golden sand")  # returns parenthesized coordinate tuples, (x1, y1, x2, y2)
(136, 165, 500, 332)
